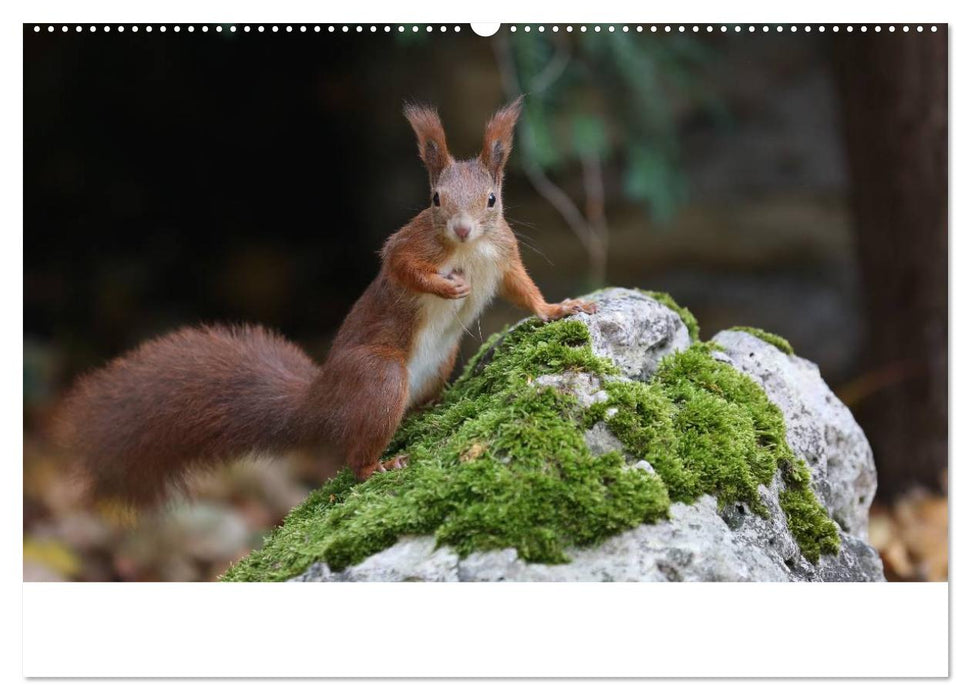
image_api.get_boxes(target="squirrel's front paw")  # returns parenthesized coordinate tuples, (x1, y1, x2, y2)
(441, 270, 471, 299)
(538, 298, 597, 322)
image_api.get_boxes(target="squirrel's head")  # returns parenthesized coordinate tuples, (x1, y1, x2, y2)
(404, 97, 523, 245)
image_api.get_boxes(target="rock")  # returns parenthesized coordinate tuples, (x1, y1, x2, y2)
(568, 287, 693, 381)
(293, 536, 459, 582)
(710, 329, 878, 539)
(231, 288, 884, 583)
(293, 500, 883, 582)
(534, 371, 608, 408)
(584, 421, 626, 457)
(627, 460, 656, 475)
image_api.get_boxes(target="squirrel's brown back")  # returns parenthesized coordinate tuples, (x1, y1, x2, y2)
(56, 324, 319, 506)
(53, 97, 589, 503)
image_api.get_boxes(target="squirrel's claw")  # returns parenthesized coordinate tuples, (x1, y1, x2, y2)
(537, 298, 597, 322)
(377, 454, 409, 473)
(385, 454, 409, 471)
(356, 454, 409, 481)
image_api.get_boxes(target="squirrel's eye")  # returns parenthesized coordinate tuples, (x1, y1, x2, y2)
(432, 192, 441, 207)
(487, 193, 496, 208)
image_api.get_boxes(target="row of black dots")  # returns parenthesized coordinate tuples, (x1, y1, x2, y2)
(32, 25, 465, 33)
(33, 24, 940, 34)
(508, 25, 938, 33)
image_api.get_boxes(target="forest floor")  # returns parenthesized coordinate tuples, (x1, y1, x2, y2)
(23, 426, 947, 582)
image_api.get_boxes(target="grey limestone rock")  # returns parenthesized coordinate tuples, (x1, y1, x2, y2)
(291, 289, 884, 582)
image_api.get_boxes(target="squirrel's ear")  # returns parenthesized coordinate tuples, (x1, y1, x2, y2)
(480, 96, 524, 182)
(403, 103, 452, 184)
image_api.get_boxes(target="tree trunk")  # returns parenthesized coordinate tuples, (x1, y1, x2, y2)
(833, 29, 948, 499)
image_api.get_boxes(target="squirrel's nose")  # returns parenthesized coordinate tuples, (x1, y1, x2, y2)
(454, 225, 471, 241)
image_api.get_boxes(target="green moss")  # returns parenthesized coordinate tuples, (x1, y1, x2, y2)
(223, 294, 839, 582)
(728, 326, 794, 355)
(778, 460, 841, 563)
(587, 343, 789, 517)
(223, 319, 668, 582)
(642, 289, 700, 342)
(587, 341, 838, 562)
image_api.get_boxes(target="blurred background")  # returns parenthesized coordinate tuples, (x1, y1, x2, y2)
(23, 24, 947, 582)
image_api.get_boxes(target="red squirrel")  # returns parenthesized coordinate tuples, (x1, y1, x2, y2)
(57, 97, 596, 506)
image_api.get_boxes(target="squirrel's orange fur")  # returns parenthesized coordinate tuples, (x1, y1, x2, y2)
(56, 97, 596, 506)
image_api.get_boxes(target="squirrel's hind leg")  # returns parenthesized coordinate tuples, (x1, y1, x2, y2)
(357, 344, 459, 479)
(325, 346, 410, 481)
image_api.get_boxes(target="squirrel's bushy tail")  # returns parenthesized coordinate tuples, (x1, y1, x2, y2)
(56, 324, 319, 507)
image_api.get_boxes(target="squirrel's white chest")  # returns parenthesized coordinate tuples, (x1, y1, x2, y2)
(406, 242, 504, 406)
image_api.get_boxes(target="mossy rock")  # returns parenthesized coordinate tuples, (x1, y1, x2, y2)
(223, 289, 882, 582)
(727, 326, 794, 355)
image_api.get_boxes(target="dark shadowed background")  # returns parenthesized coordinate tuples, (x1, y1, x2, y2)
(23, 24, 947, 581)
